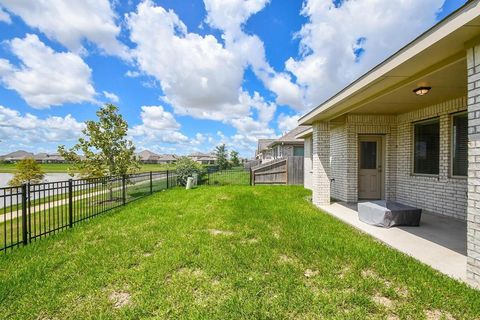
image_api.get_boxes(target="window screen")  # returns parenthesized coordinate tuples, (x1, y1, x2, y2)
(414, 119, 440, 174)
(452, 113, 468, 176)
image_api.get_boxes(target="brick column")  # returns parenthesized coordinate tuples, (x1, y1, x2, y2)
(312, 121, 331, 206)
(467, 41, 480, 287)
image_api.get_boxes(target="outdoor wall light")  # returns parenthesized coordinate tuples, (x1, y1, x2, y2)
(413, 86, 431, 96)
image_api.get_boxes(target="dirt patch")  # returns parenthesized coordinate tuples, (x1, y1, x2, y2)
(177, 267, 205, 278)
(109, 291, 131, 309)
(278, 254, 297, 265)
(395, 286, 409, 298)
(208, 229, 233, 236)
(304, 269, 319, 278)
(241, 238, 259, 244)
(217, 194, 232, 201)
(373, 294, 394, 308)
(425, 310, 456, 320)
(361, 269, 380, 279)
(143, 252, 152, 257)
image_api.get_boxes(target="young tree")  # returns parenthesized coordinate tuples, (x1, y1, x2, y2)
(8, 158, 45, 186)
(215, 144, 230, 170)
(230, 150, 240, 167)
(58, 104, 139, 178)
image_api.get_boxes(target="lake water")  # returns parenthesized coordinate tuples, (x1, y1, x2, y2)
(0, 173, 75, 188)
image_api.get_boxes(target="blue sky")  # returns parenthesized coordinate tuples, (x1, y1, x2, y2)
(0, 0, 467, 157)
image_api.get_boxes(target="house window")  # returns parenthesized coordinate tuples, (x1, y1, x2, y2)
(452, 112, 468, 177)
(413, 118, 440, 175)
(293, 146, 304, 156)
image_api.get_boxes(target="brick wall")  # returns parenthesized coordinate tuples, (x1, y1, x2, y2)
(467, 42, 480, 286)
(312, 122, 331, 206)
(395, 97, 467, 220)
(304, 136, 313, 190)
(330, 124, 348, 200)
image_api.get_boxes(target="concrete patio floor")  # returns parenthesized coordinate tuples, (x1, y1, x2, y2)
(318, 202, 467, 282)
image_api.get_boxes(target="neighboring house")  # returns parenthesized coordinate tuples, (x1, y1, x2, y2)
(137, 150, 161, 164)
(158, 154, 177, 164)
(188, 152, 217, 165)
(297, 0, 480, 287)
(255, 139, 275, 163)
(34, 153, 65, 163)
(267, 126, 310, 160)
(1, 150, 34, 162)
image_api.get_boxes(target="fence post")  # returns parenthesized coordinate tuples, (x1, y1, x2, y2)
(250, 168, 253, 186)
(68, 179, 73, 228)
(166, 170, 169, 189)
(21, 183, 28, 245)
(150, 171, 153, 194)
(122, 175, 126, 205)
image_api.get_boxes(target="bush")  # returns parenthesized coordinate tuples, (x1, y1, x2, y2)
(9, 158, 45, 186)
(175, 157, 204, 186)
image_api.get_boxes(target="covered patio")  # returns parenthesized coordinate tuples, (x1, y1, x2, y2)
(320, 202, 467, 281)
(298, 0, 480, 288)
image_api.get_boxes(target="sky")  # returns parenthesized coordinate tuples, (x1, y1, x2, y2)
(0, 0, 468, 158)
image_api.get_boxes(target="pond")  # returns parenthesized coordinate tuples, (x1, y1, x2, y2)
(0, 173, 75, 188)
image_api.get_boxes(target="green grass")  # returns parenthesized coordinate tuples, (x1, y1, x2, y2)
(0, 163, 176, 173)
(0, 186, 479, 319)
(206, 169, 250, 186)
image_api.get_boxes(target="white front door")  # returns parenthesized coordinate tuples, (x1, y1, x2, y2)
(358, 136, 383, 200)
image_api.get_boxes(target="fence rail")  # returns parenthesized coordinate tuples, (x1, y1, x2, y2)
(251, 156, 304, 185)
(1, 170, 178, 253)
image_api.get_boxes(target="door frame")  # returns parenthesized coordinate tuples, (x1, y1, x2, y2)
(357, 135, 386, 200)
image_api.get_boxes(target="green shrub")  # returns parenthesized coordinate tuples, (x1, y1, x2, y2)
(175, 157, 204, 186)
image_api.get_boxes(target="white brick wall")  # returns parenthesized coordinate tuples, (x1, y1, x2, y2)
(467, 42, 480, 286)
(312, 122, 331, 206)
(304, 136, 313, 190)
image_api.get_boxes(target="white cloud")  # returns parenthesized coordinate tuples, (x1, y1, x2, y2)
(0, 34, 96, 108)
(277, 113, 300, 133)
(103, 91, 119, 103)
(0, 0, 129, 58)
(127, 1, 244, 120)
(0, 7, 10, 23)
(287, 0, 445, 108)
(129, 105, 187, 144)
(0, 105, 85, 145)
(204, 0, 270, 37)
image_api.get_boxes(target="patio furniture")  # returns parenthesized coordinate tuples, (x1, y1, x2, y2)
(358, 200, 422, 228)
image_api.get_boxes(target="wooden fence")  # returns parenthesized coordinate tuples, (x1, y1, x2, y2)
(251, 156, 304, 185)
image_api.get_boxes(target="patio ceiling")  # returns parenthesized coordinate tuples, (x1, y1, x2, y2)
(299, 0, 480, 124)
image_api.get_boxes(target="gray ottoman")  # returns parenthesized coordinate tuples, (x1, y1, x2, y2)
(358, 201, 422, 228)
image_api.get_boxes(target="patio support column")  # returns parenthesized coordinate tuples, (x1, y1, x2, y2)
(467, 41, 480, 287)
(312, 121, 331, 206)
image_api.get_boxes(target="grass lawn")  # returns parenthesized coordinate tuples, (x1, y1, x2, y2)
(0, 186, 479, 319)
(0, 163, 176, 173)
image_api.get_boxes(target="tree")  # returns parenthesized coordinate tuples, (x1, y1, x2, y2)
(215, 144, 230, 170)
(175, 157, 204, 186)
(8, 158, 45, 186)
(230, 150, 240, 167)
(58, 104, 139, 179)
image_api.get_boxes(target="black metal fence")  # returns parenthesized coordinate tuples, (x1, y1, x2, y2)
(201, 167, 252, 186)
(0, 171, 178, 253)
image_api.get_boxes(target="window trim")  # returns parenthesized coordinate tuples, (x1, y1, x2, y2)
(411, 117, 440, 177)
(450, 111, 468, 179)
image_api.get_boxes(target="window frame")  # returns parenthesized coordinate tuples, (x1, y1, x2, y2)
(450, 111, 468, 179)
(411, 117, 440, 177)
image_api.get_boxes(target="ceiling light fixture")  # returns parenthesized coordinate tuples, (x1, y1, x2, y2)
(413, 86, 431, 96)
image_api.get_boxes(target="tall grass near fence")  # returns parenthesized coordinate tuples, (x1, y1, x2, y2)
(0, 171, 178, 253)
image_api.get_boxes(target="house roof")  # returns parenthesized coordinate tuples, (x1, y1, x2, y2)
(1, 150, 34, 160)
(268, 126, 310, 147)
(299, 0, 480, 124)
(256, 139, 275, 153)
(188, 152, 217, 160)
(137, 150, 160, 161)
(158, 154, 177, 161)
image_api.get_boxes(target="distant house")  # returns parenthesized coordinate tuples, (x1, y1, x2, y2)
(158, 154, 177, 164)
(137, 150, 161, 164)
(267, 126, 310, 160)
(33, 153, 65, 163)
(1, 150, 34, 163)
(188, 152, 217, 165)
(255, 139, 275, 164)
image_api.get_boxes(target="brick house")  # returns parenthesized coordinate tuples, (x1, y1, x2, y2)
(298, 0, 480, 287)
(267, 126, 310, 160)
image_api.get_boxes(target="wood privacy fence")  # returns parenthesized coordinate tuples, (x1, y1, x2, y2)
(251, 156, 304, 185)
